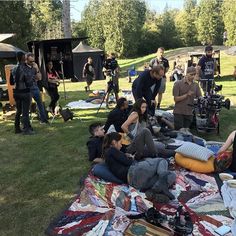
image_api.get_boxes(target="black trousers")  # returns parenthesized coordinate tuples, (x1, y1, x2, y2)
(47, 86, 60, 112)
(13, 92, 31, 131)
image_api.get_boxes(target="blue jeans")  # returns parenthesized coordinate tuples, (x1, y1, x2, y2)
(31, 87, 47, 122)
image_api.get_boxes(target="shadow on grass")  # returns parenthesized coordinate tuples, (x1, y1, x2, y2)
(215, 75, 235, 82)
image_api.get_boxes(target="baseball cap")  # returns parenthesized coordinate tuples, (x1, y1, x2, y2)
(205, 45, 213, 52)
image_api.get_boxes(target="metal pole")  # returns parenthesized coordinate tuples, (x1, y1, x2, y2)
(60, 52, 67, 100)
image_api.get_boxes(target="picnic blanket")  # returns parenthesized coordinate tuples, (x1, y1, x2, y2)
(66, 100, 106, 110)
(46, 169, 233, 236)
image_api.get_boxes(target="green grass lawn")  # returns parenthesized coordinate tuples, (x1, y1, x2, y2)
(0, 47, 236, 235)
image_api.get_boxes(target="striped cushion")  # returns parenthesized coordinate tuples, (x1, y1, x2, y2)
(176, 142, 214, 161)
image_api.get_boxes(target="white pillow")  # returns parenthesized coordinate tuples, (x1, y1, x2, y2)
(175, 142, 214, 162)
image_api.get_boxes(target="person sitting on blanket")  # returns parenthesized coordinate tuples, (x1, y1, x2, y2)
(87, 122, 105, 163)
(121, 98, 158, 159)
(103, 132, 176, 203)
(218, 130, 236, 172)
(104, 97, 129, 133)
(121, 98, 175, 159)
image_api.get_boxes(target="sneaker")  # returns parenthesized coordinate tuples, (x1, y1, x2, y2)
(15, 129, 22, 134)
(23, 130, 35, 135)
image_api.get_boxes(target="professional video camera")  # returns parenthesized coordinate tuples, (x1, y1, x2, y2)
(193, 84, 230, 133)
(169, 206, 193, 235)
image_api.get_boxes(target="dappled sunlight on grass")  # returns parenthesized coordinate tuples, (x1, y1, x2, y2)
(48, 190, 76, 200)
(0, 196, 6, 204)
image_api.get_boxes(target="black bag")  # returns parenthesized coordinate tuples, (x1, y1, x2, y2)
(71, 76, 79, 82)
(60, 108, 73, 122)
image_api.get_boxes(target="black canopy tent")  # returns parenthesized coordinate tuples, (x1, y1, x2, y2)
(27, 37, 88, 89)
(72, 41, 104, 80)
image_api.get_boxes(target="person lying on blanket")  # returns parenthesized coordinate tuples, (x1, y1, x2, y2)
(121, 98, 175, 159)
(86, 120, 159, 163)
(218, 130, 236, 172)
(103, 132, 176, 203)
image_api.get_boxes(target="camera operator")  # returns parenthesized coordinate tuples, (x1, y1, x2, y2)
(197, 45, 215, 94)
(132, 65, 165, 116)
(173, 66, 202, 131)
(103, 53, 120, 107)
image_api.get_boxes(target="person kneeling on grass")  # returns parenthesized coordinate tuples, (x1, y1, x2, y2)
(103, 132, 176, 203)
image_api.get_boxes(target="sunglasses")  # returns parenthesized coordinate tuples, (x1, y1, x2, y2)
(189, 73, 196, 76)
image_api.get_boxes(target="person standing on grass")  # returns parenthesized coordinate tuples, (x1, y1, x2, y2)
(173, 66, 202, 131)
(11, 52, 34, 135)
(196, 45, 215, 94)
(25, 53, 48, 124)
(149, 47, 169, 109)
(132, 65, 165, 116)
(83, 57, 95, 92)
(46, 61, 60, 114)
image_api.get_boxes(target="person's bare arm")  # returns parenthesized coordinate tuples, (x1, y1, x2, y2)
(196, 65, 201, 81)
(218, 130, 236, 153)
(161, 117, 174, 130)
(33, 63, 42, 81)
(121, 112, 138, 134)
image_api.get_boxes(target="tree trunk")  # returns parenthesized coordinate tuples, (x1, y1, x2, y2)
(62, 0, 72, 38)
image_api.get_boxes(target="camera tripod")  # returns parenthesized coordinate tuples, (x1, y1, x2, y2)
(96, 79, 118, 114)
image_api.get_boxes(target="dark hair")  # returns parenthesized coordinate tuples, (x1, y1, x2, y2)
(152, 65, 164, 75)
(116, 97, 127, 109)
(16, 52, 25, 63)
(102, 132, 122, 157)
(89, 122, 103, 135)
(25, 52, 34, 59)
(46, 61, 57, 75)
(131, 98, 147, 122)
(205, 45, 213, 52)
(158, 47, 165, 52)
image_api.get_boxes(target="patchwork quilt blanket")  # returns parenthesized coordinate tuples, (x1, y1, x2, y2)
(46, 169, 233, 236)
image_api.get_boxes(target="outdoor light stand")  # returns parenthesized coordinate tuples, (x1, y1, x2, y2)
(60, 52, 67, 100)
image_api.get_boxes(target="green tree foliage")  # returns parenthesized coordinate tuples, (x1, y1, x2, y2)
(222, 0, 236, 45)
(175, 0, 198, 46)
(71, 21, 87, 38)
(196, 0, 224, 45)
(25, 0, 63, 40)
(82, 0, 105, 51)
(158, 7, 181, 49)
(82, 0, 146, 57)
(0, 1, 32, 49)
(138, 10, 161, 55)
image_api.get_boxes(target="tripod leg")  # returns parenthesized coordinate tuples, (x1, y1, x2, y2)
(96, 90, 109, 114)
(106, 91, 110, 107)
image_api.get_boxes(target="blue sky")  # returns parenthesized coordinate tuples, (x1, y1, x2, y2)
(71, 0, 184, 21)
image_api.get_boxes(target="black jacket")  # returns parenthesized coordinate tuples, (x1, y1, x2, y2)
(104, 108, 128, 133)
(132, 70, 162, 106)
(105, 147, 133, 183)
(13, 64, 32, 93)
(86, 136, 103, 162)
